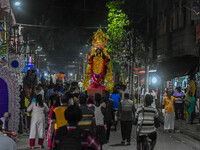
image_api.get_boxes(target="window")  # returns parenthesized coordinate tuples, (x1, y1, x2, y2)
(172, 0, 185, 30)
(157, 11, 167, 35)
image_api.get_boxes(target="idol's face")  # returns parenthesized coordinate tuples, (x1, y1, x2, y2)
(96, 47, 103, 54)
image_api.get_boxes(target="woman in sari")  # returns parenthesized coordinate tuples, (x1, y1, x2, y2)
(47, 95, 60, 149)
(187, 91, 196, 124)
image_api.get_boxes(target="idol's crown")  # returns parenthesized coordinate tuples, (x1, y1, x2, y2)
(92, 28, 107, 48)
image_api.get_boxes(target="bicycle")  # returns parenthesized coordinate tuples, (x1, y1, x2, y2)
(136, 106, 152, 150)
(137, 134, 152, 150)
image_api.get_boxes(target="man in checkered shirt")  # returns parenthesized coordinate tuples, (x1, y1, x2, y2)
(51, 105, 101, 150)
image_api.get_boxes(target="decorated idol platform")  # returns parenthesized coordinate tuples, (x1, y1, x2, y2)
(83, 28, 114, 96)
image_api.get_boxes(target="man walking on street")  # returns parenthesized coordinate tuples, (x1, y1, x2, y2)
(38, 85, 45, 101)
(145, 86, 157, 108)
(78, 96, 95, 132)
(104, 91, 114, 142)
(173, 87, 185, 120)
(119, 93, 136, 145)
(50, 93, 70, 138)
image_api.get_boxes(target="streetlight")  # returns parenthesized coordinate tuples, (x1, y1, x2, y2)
(151, 75, 160, 86)
(14, 1, 21, 6)
(152, 77, 158, 84)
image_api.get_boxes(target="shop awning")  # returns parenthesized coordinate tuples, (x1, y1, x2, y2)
(157, 55, 199, 80)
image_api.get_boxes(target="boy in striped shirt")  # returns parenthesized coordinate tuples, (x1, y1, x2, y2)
(135, 94, 159, 150)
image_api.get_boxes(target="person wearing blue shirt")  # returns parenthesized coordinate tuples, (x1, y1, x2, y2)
(110, 89, 121, 110)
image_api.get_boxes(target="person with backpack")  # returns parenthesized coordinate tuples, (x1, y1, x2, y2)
(27, 94, 49, 149)
(51, 105, 101, 150)
(78, 96, 95, 132)
(135, 94, 159, 150)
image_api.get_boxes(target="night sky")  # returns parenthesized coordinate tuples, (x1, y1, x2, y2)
(11, 0, 108, 72)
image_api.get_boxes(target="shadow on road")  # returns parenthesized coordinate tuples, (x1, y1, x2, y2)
(18, 147, 48, 150)
(109, 143, 131, 147)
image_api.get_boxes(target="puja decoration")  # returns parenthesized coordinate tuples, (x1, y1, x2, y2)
(0, 24, 6, 61)
(8, 54, 25, 73)
(82, 28, 114, 93)
(186, 80, 196, 98)
(0, 25, 4, 47)
(0, 63, 20, 132)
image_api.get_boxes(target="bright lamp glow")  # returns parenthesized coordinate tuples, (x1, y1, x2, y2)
(152, 77, 157, 84)
(70, 73, 73, 76)
(14, 1, 21, 6)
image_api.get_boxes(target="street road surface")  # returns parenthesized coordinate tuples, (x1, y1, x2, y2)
(104, 125, 200, 150)
(17, 125, 200, 150)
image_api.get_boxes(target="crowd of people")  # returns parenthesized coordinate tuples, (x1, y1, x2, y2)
(0, 77, 161, 150)
(162, 86, 196, 133)
(1, 74, 196, 150)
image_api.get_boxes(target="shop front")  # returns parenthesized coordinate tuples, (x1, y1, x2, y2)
(165, 76, 189, 92)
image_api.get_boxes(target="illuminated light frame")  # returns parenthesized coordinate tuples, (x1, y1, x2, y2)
(0, 63, 20, 132)
(8, 55, 25, 73)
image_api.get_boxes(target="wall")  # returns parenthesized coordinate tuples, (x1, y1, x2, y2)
(149, 0, 198, 60)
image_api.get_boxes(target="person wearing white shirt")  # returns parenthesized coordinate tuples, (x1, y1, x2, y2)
(38, 85, 45, 101)
(145, 87, 157, 108)
(51, 73, 57, 84)
(78, 80, 83, 92)
(27, 94, 49, 149)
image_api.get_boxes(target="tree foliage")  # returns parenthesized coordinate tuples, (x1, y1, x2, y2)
(106, 0, 151, 85)
(106, 0, 129, 55)
(124, 0, 150, 65)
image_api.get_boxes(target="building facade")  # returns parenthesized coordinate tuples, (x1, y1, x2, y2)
(148, 0, 199, 80)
